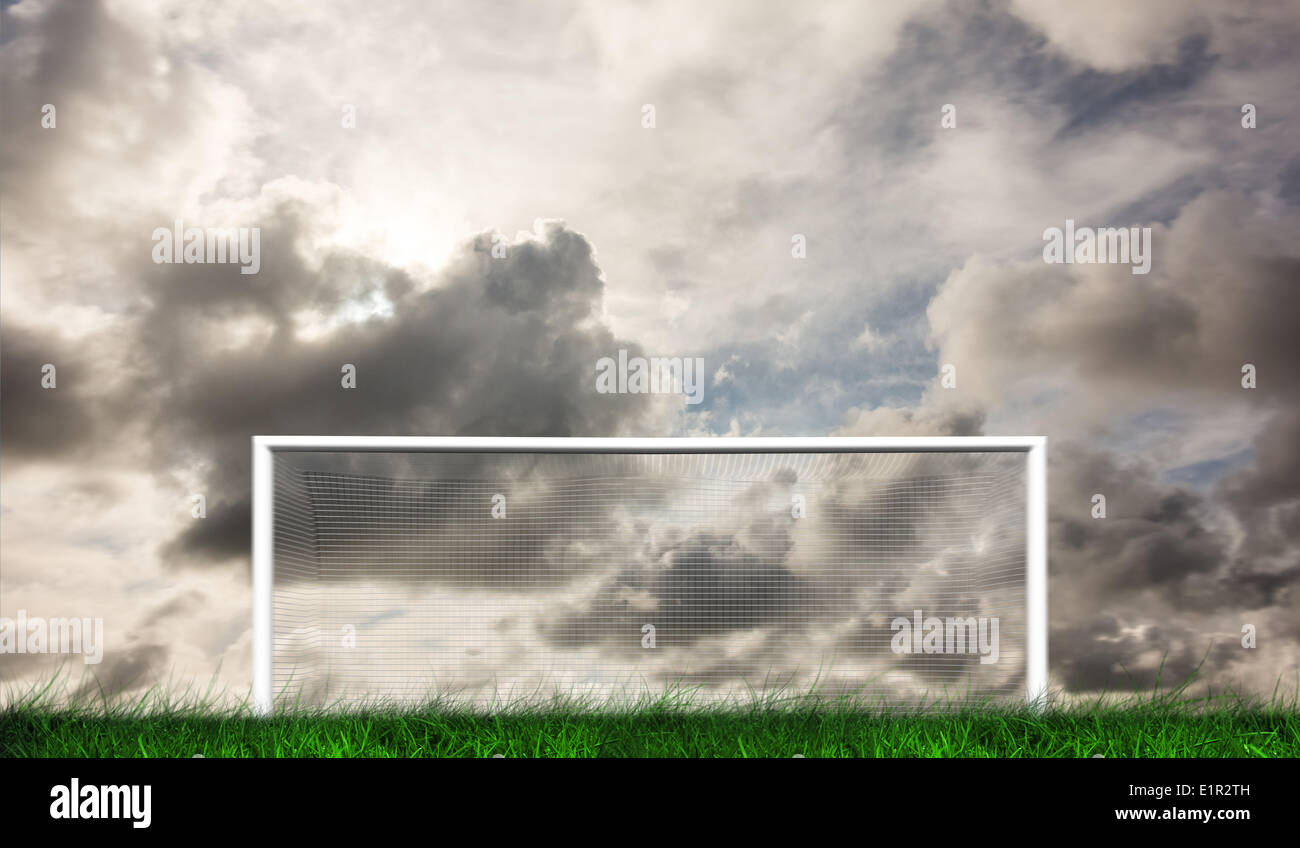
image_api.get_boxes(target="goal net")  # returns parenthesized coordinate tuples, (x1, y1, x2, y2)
(253, 437, 1046, 713)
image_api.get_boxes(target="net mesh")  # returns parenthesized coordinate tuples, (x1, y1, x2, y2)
(271, 450, 1027, 709)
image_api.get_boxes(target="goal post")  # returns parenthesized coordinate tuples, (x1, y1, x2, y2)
(252, 436, 1047, 714)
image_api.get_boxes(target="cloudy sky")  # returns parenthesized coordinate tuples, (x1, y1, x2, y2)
(2, 0, 1298, 707)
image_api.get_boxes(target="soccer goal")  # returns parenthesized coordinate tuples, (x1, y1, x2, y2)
(252, 436, 1046, 714)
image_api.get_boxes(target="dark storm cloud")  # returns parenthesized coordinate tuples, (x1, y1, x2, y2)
(1049, 444, 1224, 596)
(1279, 155, 1300, 206)
(167, 498, 252, 564)
(0, 323, 102, 460)
(918, 189, 1300, 691)
(1213, 409, 1300, 611)
(1038, 434, 1300, 691)
(1052, 615, 1243, 694)
(72, 642, 168, 702)
(922, 203, 1300, 694)
(9, 153, 637, 566)
(150, 218, 650, 565)
(1219, 408, 1300, 518)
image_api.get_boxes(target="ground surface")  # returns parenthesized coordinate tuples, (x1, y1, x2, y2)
(4, 701, 1296, 757)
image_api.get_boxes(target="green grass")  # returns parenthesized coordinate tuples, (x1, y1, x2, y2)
(3, 666, 1298, 757)
(4, 701, 1298, 758)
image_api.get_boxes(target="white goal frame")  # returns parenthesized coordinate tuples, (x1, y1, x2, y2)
(252, 435, 1047, 714)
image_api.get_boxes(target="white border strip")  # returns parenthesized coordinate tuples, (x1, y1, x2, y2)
(1026, 439, 1049, 711)
(251, 435, 1047, 715)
